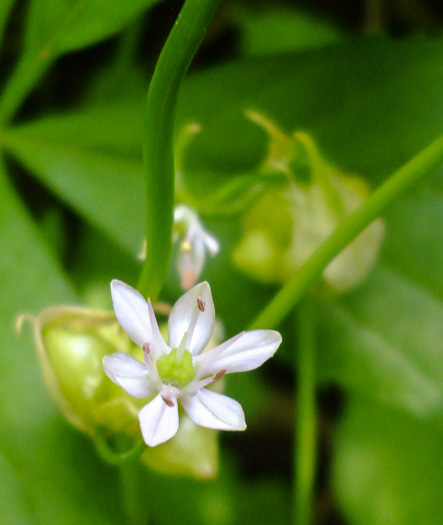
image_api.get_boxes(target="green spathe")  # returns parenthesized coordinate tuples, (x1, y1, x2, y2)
(156, 348, 196, 386)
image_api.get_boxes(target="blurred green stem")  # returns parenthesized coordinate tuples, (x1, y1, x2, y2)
(293, 302, 317, 525)
(137, 0, 222, 301)
(120, 462, 149, 525)
(95, 433, 148, 524)
(94, 431, 146, 466)
(250, 134, 443, 330)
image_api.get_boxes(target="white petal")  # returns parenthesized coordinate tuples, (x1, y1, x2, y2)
(111, 279, 169, 359)
(195, 330, 282, 376)
(138, 394, 179, 447)
(177, 244, 202, 290)
(102, 352, 154, 398)
(111, 280, 152, 347)
(182, 389, 246, 431)
(203, 231, 219, 255)
(187, 236, 205, 284)
(168, 282, 215, 355)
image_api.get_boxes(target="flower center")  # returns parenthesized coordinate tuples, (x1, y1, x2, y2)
(156, 348, 196, 387)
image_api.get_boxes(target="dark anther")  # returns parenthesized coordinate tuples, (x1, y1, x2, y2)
(161, 396, 175, 407)
(213, 369, 226, 380)
(197, 297, 206, 312)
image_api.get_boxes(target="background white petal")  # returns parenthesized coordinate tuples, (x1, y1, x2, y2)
(111, 280, 153, 347)
(102, 352, 153, 398)
(139, 394, 179, 447)
(181, 389, 246, 431)
(168, 282, 215, 355)
(196, 330, 282, 376)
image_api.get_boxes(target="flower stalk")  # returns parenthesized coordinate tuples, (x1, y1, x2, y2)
(138, 0, 222, 301)
(293, 301, 317, 525)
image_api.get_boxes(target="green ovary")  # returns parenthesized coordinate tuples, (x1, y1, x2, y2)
(156, 348, 196, 387)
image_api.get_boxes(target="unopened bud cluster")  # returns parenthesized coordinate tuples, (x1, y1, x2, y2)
(233, 111, 385, 293)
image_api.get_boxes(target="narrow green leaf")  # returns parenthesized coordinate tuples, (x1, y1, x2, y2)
(0, 0, 15, 47)
(0, 0, 162, 123)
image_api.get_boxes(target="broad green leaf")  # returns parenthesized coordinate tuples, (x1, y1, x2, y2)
(7, 101, 144, 159)
(317, 189, 443, 421)
(177, 34, 443, 177)
(333, 399, 443, 525)
(230, 5, 343, 56)
(0, 453, 34, 524)
(318, 268, 443, 420)
(3, 120, 145, 255)
(0, 161, 126, 524)
(25, 0, 162, 56)
(381, 189, 443, 301)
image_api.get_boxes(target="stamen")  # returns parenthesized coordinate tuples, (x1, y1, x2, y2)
(181, 376, 213, 396)
(175, 330, 189, 363)
(181, 240, 192, 252)
(195, 331, 245, 378)
(161, 396, 175, 408)
(143, 343, 150, 367)
(213, 369, 226, 381)
(197, 296, 205, 312)
(176, 297, 203, 362)
(143, 342, 160, 381)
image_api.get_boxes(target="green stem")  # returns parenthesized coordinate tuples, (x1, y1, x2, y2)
(250, 134, 443, 330)
(119, 462, 149, 525)
(94, 431, 146, 466)
(293, 302, 317, 525)
(137, 0, 222, 300)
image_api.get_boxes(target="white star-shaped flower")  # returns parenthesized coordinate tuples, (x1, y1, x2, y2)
(103, 280, 282, 447)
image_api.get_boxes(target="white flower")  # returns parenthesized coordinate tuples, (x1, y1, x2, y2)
(173, 205, 219, 290)
(103, 280, 282, 447)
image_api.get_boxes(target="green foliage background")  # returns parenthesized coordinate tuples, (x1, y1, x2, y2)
(0, 1, 442, 524)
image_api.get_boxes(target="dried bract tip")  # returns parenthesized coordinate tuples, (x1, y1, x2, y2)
(15, 313, 36, 336)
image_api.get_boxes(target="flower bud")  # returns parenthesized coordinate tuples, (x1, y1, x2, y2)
(19, 306, 144, 438)
(233, 112, 385, 293)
